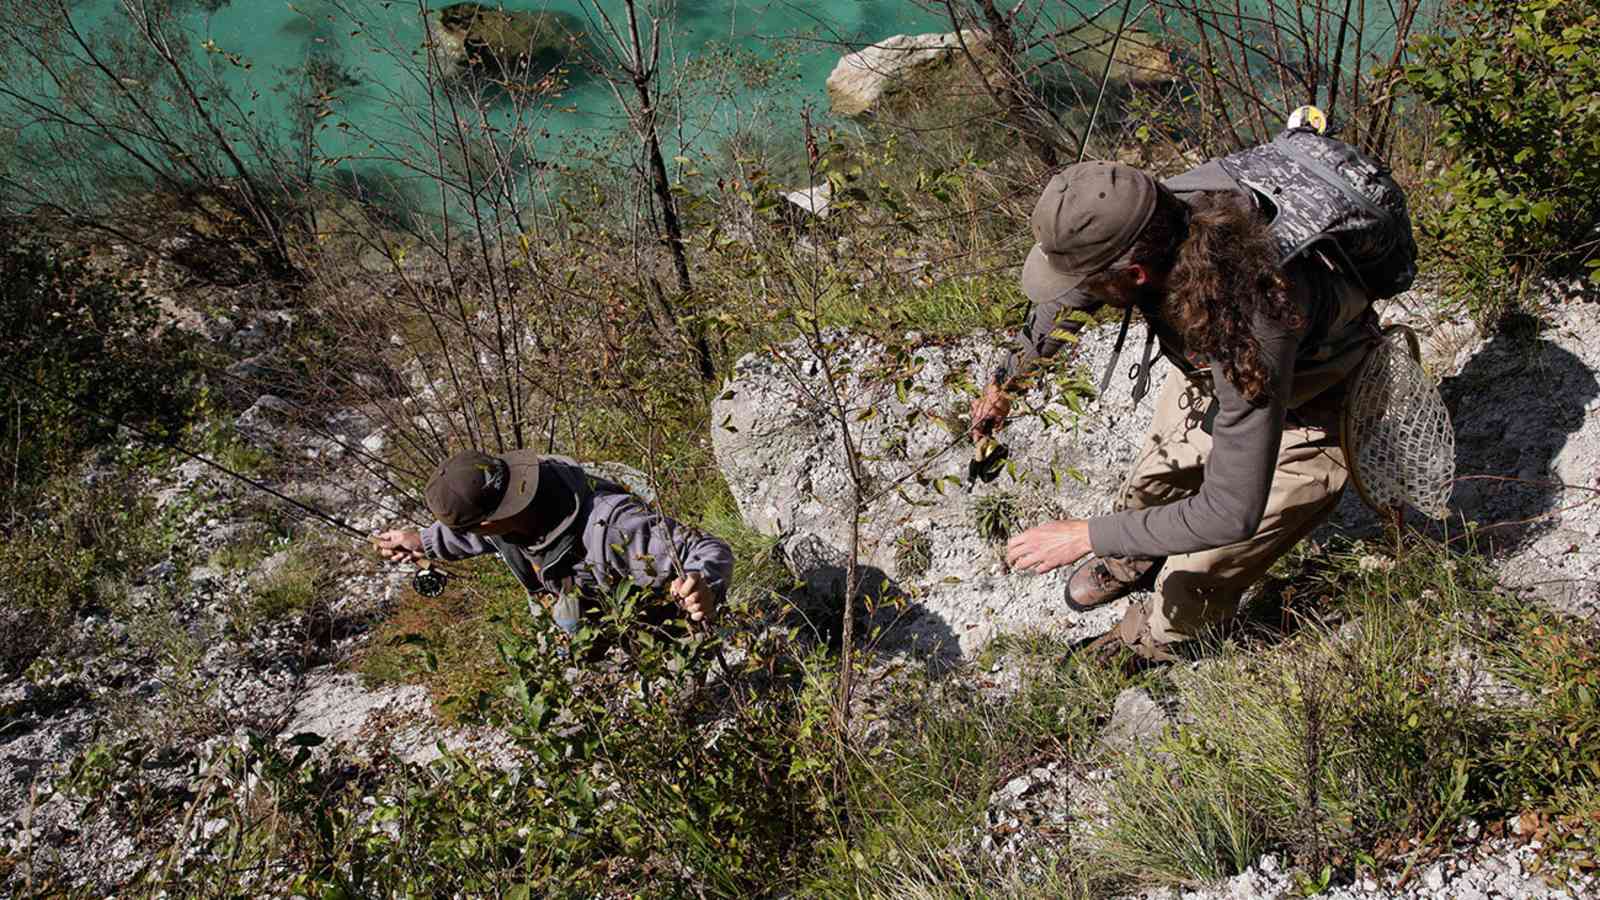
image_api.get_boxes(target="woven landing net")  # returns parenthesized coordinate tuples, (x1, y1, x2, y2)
(1341, 325, 1455, 519)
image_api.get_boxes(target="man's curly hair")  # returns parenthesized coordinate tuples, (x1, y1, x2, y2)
(1107, 186, 1299, 405)
(1160, 189, 1298, 404)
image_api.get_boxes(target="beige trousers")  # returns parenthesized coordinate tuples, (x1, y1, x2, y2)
(1109, 373, 1350, 657)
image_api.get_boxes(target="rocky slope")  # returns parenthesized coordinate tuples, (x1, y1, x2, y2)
(4, 276, 1597, 894)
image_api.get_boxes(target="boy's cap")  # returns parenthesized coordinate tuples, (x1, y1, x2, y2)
(425, 449, 541, 529)
(1021, 161, 1159, 304)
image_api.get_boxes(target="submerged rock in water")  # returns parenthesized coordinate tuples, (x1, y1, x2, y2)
(1067, 25, 1178, 90)
(426, 3, 583, 82)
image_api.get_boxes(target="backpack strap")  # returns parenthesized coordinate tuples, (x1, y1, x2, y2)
(1098, 304, 1161, 403)
(1131, 324, 1158, 403)
(1098, 305, 1134, 395)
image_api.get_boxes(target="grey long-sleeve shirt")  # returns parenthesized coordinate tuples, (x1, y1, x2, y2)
(419, 460, 734, 604)
(1086, 305, 1300, 559)
(1001, 162, 1374, 559)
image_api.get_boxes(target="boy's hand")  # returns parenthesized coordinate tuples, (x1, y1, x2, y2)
(373, 529, 425, 563)
(671, 572, 717, 623)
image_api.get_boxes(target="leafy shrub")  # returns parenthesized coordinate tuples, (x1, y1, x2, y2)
(484, 584, 829, 894)
(0, 230, 199, 499)
(171, 584, 832, 897)
(1407, 0, 1600, 316)
(0, 469, 166, 679)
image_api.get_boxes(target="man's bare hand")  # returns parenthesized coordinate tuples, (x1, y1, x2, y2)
(373, 529, 425, 563)
(671, 572, 717, 624)
(969, 382, 1013, 441)
(1006, 519, 1092, 575)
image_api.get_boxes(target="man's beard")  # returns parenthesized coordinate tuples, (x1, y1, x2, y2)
(1131, 281, 1171, 324)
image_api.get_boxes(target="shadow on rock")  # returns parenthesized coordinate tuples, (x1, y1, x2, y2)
(779, 534, 964, 672)
(1441, 311, 1600, 556)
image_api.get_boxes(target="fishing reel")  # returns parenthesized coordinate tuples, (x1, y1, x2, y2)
(371, 537, 453, 597)
(412, 562, 451, 598)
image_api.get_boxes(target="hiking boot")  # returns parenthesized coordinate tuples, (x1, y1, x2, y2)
(1064, 556, 1158, 612)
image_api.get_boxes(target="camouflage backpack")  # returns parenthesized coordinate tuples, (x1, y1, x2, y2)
(1218, 127, 1418, 299)
(1099, 126, 1418, 403)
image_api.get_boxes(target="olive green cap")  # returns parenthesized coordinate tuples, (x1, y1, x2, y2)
(1020, 161, 1159, 304)
(425, 449, 541, 529)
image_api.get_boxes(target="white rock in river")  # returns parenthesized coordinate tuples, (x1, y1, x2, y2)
(826, 30, 993, 118)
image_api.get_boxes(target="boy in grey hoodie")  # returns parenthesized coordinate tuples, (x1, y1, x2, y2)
(374, 450, 732, 632)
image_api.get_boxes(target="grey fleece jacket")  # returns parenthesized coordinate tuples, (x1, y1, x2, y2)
(1001, 161, 1374, 560)
(419, 459, 734, 606)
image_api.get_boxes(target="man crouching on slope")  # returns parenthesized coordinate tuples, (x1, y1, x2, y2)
(375, 450, 731, 642)
(971, 161, 1375, 661)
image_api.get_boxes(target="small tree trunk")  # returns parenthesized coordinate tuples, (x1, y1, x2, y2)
(621, 1, 715, 382)
(637, 83, 715, 381)
(837, 480, 861, 731)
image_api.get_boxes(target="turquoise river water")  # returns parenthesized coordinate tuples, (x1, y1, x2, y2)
(4, 1, 1406, 208)
(23, 2, 962, 183)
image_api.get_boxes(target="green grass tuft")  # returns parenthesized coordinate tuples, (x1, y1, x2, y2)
(971, 493, 1021, 544)
(233, 540, 338, 635)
